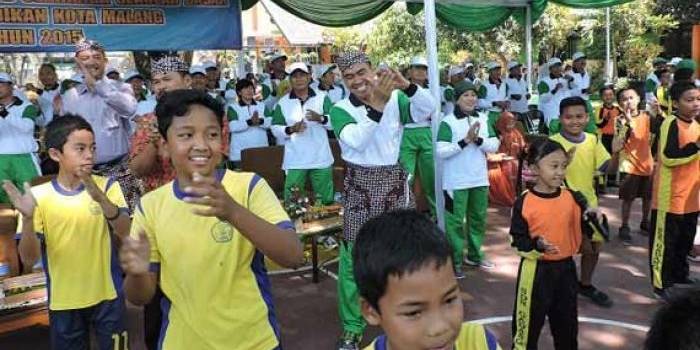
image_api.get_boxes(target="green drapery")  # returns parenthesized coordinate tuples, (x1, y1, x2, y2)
(241, 0, 633, 31)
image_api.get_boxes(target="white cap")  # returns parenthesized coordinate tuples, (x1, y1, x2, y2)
(286, 62, 310, 75)
(548, 57, 563, 67)
(189, 65, 206, 76)
(410, 56, 428, 67)
(669, 57, 682, 66)
(572, 52, 586, 61)
(0, 72, 12, 84)
(69, 73, 84, 83)
(448, 65, 465, 78)
(486, 61, 501, 71)
(317, 64, 337, 77)
(269, 52, 288, 63)
(202, 60, 217, 70)
(124, 70, 143, 82)
(464, 62, 474, 69)
(105, 65, 120, 76)
(507, 60, 521, 71)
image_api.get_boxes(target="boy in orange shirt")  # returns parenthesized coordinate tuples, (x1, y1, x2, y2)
(614, 86, 654, 244)
(649, 82, 700, 300)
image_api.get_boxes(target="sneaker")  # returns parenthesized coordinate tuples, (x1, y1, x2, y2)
(688, 254, 700, 263)
(337, 332, 361, 350)
(454, 266, 466, 280)
(653, 289, 670, 302)
(464, 258, 495, 269)
(579, 284, 614, 308)
(618, 225, 632, 245)
(639, 220, 650, 236)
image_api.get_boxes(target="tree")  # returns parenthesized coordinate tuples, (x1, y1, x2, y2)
(654, 0, 700, 24)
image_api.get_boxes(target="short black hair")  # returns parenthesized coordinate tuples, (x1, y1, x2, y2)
(616, 85, 640, 102)
(353, 209, 452, 312)
(559, 96, 588, 115)
(673, 69, 694, 83)
(670, 81, 699, 101)
(235, 78, 254, 94)
(155, 89, 224, 139)
(39, 63, 56, 72)
(645, 288, 700, 350)
(45, 114, 93, 151)
(526, 138, 567, 166)
(599, 85, 615, 96)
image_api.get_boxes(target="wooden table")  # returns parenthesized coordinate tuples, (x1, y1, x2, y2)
(0, 273, 49, 335)
(297, 216, 343, 283)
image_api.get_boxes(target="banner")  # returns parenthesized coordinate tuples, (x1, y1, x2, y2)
(0, 0, 242, 52)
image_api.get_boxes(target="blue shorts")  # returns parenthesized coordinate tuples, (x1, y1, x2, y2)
(49, 297, 127, 350)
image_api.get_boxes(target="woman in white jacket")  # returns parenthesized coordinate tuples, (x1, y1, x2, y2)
(436, 81, 500, 276)
(227, 78, 271, 168)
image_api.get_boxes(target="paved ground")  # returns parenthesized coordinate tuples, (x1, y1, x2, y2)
(1, 192, 698, 349)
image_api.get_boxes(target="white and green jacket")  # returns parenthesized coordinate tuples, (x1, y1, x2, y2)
(645, 71, 661, 104)
(227, 101, 271, 162)
(504, 76, 529, 114)
(436, 109, 500, 192)
(310, 79, 346, 105)
(537, 75, 571, 127)
(271, 88, 334, 170)
(329, 84, 436, 166)
(0, 97, 39, 154)
(569, 69, 590, 100)
(441, 84, 455, 116)
(478, 77, 508, 113)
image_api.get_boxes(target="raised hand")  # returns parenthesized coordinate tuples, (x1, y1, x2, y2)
(183, 172, 239, 223)
(371, 69, 395, 105)
(305, 109, 324, 123)
(120, 231, 151, 276)
(77, 167, 106, 203)
(2, 181, 36, 218)
(465, 121, 480, 143)
(77, 61, 96, 92)
(388, 68, 411, 91)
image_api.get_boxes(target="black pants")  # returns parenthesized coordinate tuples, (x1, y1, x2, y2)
(144, 286, 164, 350)
(649, 210, 699, 291)
(512, 257, 578, 350)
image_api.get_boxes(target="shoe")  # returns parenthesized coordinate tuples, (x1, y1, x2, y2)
(653, 289, 670, 302)
(337, 332, 361, 350)
(618, 226, 632, 246)
(688, 254, 700, 263)
(639, 221, 650, 236)
(579, 284, 614, 308)
(464, 258, 495, 269)
(454, 266, 466, 280)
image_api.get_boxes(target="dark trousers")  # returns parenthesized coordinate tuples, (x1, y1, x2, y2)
(49, 297, 127, 350)
(144, 286, 164, 350)
(512, 257, 578, 350)
(649, 210, 699, 291)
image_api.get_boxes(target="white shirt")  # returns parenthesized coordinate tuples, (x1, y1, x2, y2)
(270, 88, 334, 170)
(0, 97, 38, 154)
(478, 77, 508, 112)
(537, 75, 571, 127)
(62, 79, 137, 164)
(227, 101, 270, 162)
(505, 76, 529, 114)
(330, 84, 436, 167)
(310, 80, 346, 105)
(569, 70, 591, 100)
(436, 110, 499, 191)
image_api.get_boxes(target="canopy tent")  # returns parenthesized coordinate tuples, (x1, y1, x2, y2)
(239, 0, 633, 228)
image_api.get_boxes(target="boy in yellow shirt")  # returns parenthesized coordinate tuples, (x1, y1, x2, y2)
(3, 114, 132, 350)
(354, 210, 501, 350)
(120, 89, 304, 350)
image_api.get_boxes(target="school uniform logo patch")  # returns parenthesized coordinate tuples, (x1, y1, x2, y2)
(210, 221, 234, 243)
(89, 201, 102, 216)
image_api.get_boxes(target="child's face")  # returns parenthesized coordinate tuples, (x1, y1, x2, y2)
(560, 105, 588, 136)
(674, 88, 700, 120)
(601, 89, 615, 105)
(532, 150, 568, 190)
(49, 129, 96, 177)
(457, 90, 477, 112)
(163, 104, 223, 180)
(361, 261, 463, 350)
(618, 89, 639, 112)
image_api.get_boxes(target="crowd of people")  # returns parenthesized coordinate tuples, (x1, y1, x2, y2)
(0, 37, 698, 350)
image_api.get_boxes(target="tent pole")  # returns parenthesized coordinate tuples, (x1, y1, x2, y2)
(526, 1, 533, 92)
(423, 0, 445, 230)
(605, 7, 612, 82)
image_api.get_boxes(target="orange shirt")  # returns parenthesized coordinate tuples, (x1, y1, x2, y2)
(510, 188, 583, 261)
(620, 112, 654, 176)
(597, 104, 623, 136)
(652, 116, 700, 214)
